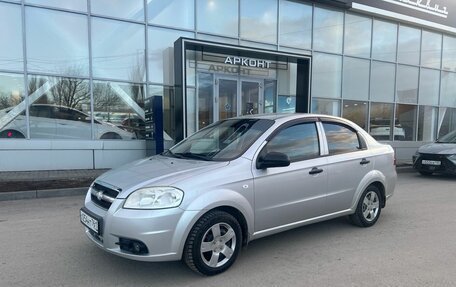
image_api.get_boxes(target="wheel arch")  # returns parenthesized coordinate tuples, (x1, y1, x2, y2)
(351, 170, 387, 211)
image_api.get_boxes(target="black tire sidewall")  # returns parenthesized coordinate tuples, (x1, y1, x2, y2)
(187, 211, 242, 275)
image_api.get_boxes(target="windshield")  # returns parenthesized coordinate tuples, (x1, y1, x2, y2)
(437, 130, 456, 143)
(166, 118, 274, 161)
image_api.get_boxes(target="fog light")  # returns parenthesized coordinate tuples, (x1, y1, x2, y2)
(118, 238, 149, 255)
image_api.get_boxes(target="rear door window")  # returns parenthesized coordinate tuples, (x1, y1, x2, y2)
(322, 122, 361, 155)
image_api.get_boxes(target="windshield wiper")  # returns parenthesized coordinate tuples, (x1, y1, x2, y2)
(172, 152, 212, 161)
(162, 150, 186, 159)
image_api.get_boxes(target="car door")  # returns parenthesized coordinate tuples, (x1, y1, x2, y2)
(320, 120, 373, 214)
(252, 120, 328, 232)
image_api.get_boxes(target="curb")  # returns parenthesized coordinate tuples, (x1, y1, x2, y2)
(0, 187, 88, 202)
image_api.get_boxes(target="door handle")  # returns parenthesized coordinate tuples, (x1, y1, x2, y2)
(309, 167, 323, 175)
(360, 158, 370, 165)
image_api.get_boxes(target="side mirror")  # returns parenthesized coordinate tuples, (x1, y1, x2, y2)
(257, 152, 291, 169)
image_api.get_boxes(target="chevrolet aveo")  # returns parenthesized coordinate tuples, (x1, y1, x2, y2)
(80, 114, 396, 275)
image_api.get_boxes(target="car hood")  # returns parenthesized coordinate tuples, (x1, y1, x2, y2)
(95, 155, 228, 198)
(418, 143, 456, 155)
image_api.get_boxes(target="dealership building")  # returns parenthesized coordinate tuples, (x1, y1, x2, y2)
(0, 0, 455, 171)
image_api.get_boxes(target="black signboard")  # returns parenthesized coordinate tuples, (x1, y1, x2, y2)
(144, 96, 164, 155)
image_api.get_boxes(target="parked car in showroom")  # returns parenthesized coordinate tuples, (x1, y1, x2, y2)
(0, 104, 135, 139)
(80, 114, 397, 275)
(413, 130, 456, 176)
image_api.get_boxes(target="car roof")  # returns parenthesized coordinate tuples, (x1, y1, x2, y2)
(235, 113, 344, 122)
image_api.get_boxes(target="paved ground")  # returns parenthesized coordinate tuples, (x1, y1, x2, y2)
(0, 172, 455, 287)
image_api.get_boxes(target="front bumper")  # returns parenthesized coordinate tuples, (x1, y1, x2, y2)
(413, 154, 456, 175)
(82, 192, 199, 262)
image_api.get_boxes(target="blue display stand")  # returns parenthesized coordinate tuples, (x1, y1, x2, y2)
(144, 96, 164, 155)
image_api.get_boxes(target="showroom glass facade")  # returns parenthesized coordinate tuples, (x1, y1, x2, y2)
(0, 0, 455, 146)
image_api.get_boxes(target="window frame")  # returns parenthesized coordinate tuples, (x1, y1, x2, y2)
(320, 119, 367, 156)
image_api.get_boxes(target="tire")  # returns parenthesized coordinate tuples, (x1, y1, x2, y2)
(419, 170, 433, 176)
(349, 185, 382, 228)
(183, 210, 242, 276)
(100, 132, 122, 139)
(0, 130, 25, 138)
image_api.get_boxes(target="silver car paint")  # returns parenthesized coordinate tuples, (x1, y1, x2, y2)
(82, 114, 396, 261)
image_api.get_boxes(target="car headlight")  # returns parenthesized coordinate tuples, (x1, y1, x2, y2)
(123, 187, 184, 209)
(448, 154, 456, 164)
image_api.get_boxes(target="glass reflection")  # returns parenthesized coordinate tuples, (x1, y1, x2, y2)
(197, 0, 238, 37)
(344, 13, 371, 58)
(279, 0, 312, 49)
(0, 3, 23, 71)
(343, 57, 369, 101)
(198, 73, 214, 129)
(92, 18, 145, 82)
(421, 31, 442, 69)
(442, 36, 456, 72)
(240, 0, 277, 43)
(27, 76, 91, 139)
(397, 25, 421, 66)
(312, 53, 342, 98)
(419, 69, 440, 106)
(148, 27, 194, 85)
(418, 106, 437, 141)
(370, 102, 394, 141)
(313, 7, 343, 54)
(372, 20, 397, 62)
(26, 7, 89, 77)
(396, 65, 418, 104)
(440, 71, 456, 107)
(91, 0, 145, 21)
(148, 0, 194, 29)
(0, 73, 25, 139)
(26, 0, 87, 12)
(311, 98, 340, 116)
(438, 107, 456, 138)
(93, 81, 145, 140)
(395, 104, 417, 141)
(323, 122, 360, 154)
(343, 100, 367, 130)
(370, 61, 395, 103)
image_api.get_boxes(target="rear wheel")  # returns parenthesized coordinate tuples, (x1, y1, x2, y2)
(0, 130, 25, 138)
(349, 185, 382, 227)
(183, 210, 241, 276)
(419, 170, 433, 176)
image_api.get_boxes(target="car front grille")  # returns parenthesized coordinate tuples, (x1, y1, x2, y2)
(90, 182, 121, 210)
(415, 153, 456, 173)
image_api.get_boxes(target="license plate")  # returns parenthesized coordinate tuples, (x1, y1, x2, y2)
(80, 209, 100, 234)
(422, 160, 441, 166)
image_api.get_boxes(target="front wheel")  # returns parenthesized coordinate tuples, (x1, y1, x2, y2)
(349, 185, 382, 227)
(183, 210, 242, 276)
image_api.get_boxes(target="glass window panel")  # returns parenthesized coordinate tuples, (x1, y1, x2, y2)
(344, 13, 371, 58)
(370, 61, 395, 102)
(396, 65, 419, 104)
(442, 35, 456, 72)
(0, 73, 26, 139)
(266, 123, 320, 162)
(419, 68, 439, 106)
(26, 8, 89, 77)
(27, 75, 91, 139)
(370, 102, 394, 141)
(372, 20, 397, 62)
(186, 87, 197, 135)
(343, 100, 368, 130)
(148, 27, 194, 85)
(395, 104, 417, 141)
(311, 98, 340, 116)
(0, 3, 23, 71)
(438, 107, 456, 138)
(440, 71, 456, 107)
(148, 85, 175, 143)
(312, 53, 342, 98)
(418, 106, 437, 141)
(323, 122, 361, 154)
(26, 0, 87, 12)
(342, 57, 369, 101)
(197, 73, 213, 130)
(91, 0, 145, 21)
(277, 62, 296, 113)
(197, 0, 238, 37)
(313, 7, 343, 54)
(398, 25, 421, 66)
(279, 0, 312, 49)
(421, 31, 442, 69)
(147, 0, 194, 30)
(240, 0, 277, 44)
(92, 18, 145, 82)
(93, 80, 145, 140)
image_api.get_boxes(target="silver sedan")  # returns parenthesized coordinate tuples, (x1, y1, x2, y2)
(80, 114, 396, 275)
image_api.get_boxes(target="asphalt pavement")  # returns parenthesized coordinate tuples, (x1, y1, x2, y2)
(0, 172, 455, 287)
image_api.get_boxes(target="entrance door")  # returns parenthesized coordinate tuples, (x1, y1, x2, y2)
(216, 78, 238, 121)
(241, 80, 263, 116)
